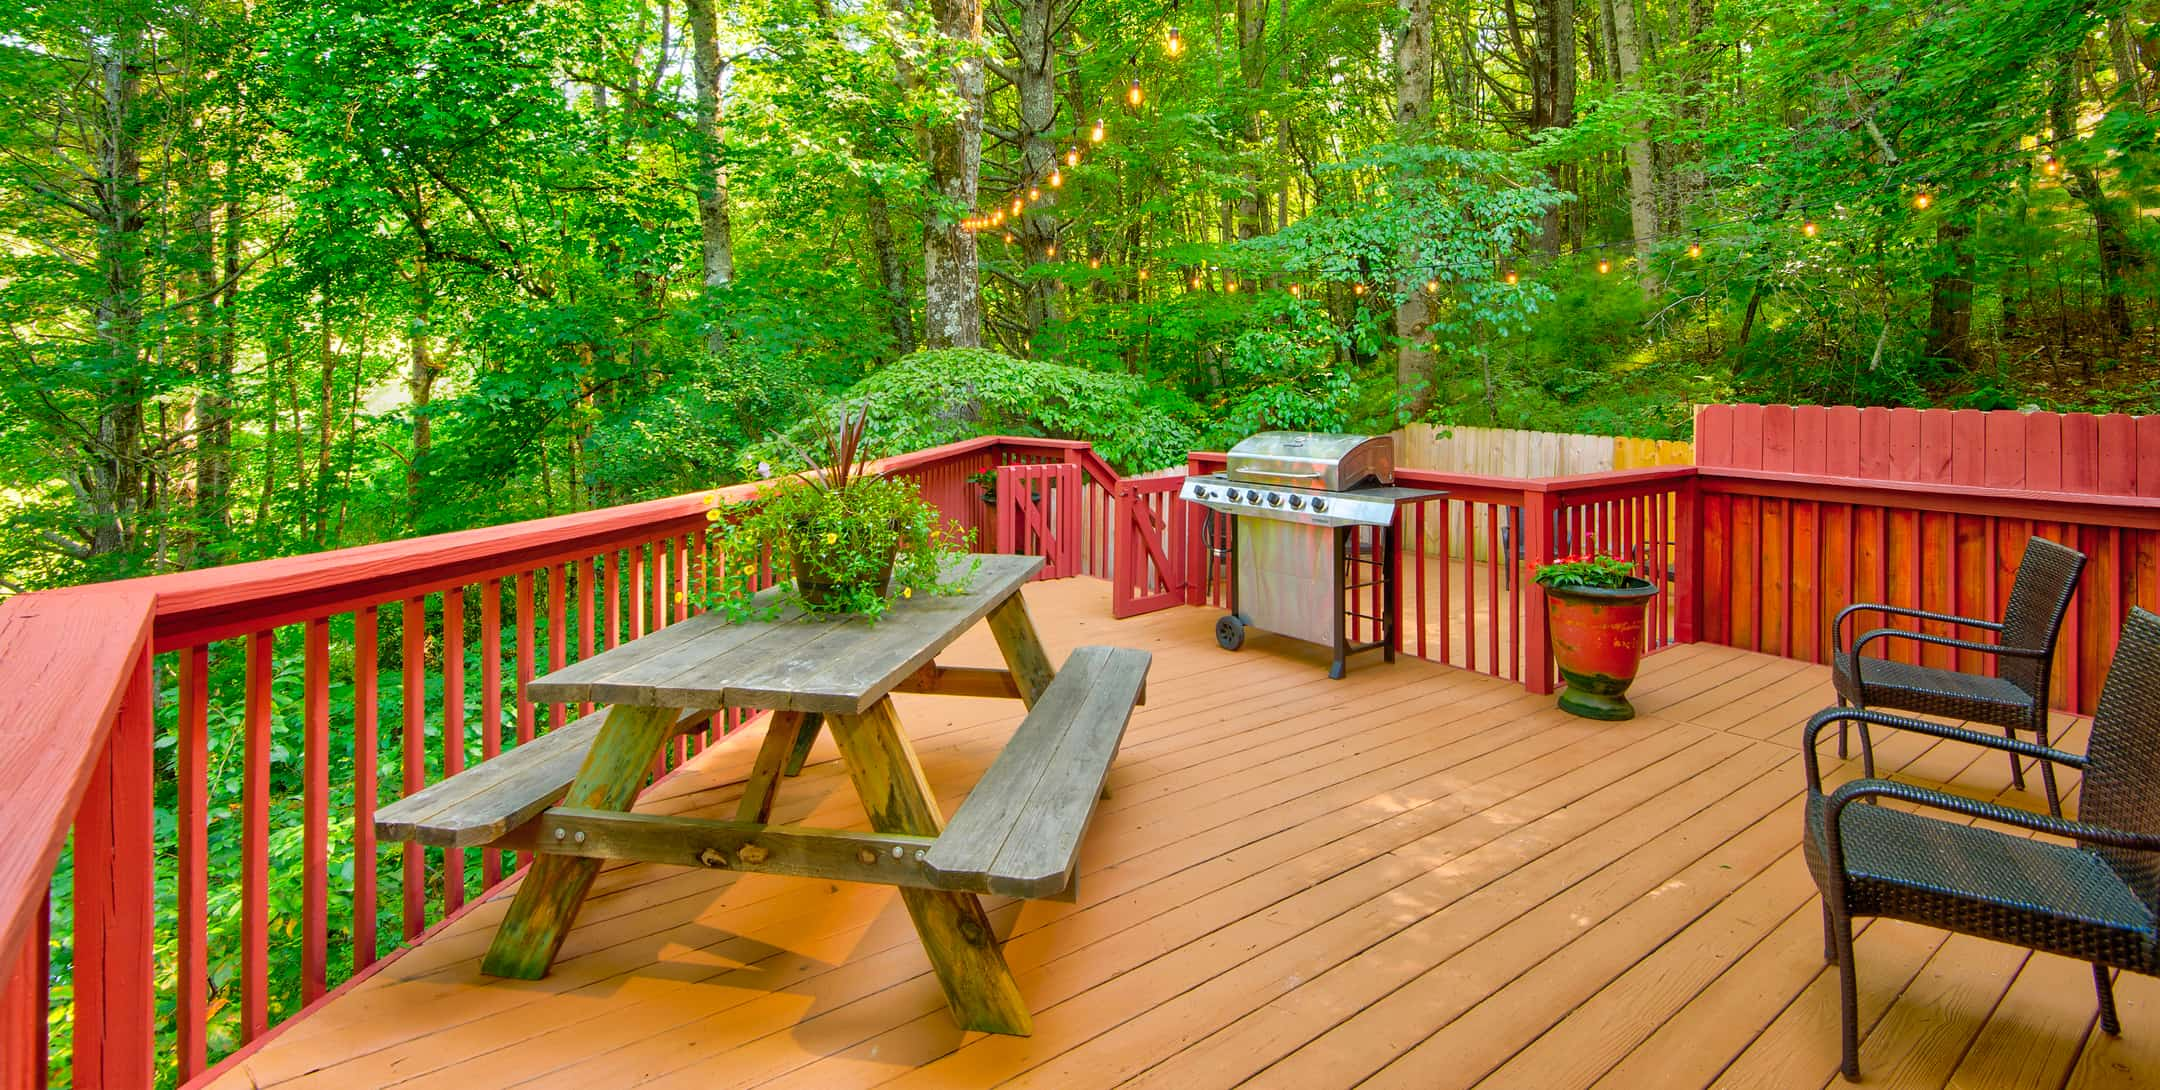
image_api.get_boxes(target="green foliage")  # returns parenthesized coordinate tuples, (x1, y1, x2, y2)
(706, 474, 974, 620)
(758, 349, 1205, 475)
(1534, 552, 1646, 590)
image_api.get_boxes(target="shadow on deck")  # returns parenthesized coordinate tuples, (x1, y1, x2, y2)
(208, 578, 2155, 1090)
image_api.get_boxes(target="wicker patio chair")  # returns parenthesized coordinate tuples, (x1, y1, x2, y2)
(1802, 606, 2160, 1081)
(1830, 535, 2086, 815)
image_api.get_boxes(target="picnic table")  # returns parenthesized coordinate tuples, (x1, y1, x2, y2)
(374, 553, 1149, 1036)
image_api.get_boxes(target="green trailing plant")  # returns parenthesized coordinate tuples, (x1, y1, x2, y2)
(707, 407, 975, 621)
(1533, 552, 1647, 591)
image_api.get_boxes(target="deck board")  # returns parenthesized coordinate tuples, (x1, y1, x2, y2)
(205, 578, 2122, 1090)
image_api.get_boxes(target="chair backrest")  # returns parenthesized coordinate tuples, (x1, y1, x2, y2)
(1995, 536, 2086, 697)
(2081, 607, 2160, 909)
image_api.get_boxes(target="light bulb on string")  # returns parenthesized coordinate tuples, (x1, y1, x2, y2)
(1049, 168, 1062, 187)
(1912, 189, 1933, 211)
(1425, 279, 1439, 293)
(1137, 267, 1149, 281)
(1003, 232, 1015, 244)
(1127, 78, 1143, 107)
(1687, 240, 1702, 259)
(1089, 258, 1101, 269)
(1190, 275, 1203, 289)
(1353, 283, 1368, 296)
(1290, 284, 1303, 296)
(1011, 197, 1023, 216)
(1047, 244, 1057, 258)
(1029, 187, 1041, 201)
(1091, 118, 1106, 142)
(1066, 147, 1081, 167)
(1166, 26, 1182, 56)
(1801, 215, 1819, 238)
(1504, 269, 1519, 285)
(1597, 259, 1611, 274)
(2042, 153, 2061, 176)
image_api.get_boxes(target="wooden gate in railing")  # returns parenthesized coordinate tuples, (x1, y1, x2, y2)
(995, 463, 1082, 580)
(1110, 477, 1188, 617)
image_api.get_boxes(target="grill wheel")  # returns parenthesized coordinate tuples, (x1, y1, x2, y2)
(1215, 614, 1246, 651)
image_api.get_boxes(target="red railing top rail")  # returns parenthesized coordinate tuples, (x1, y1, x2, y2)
(1696, 465, 2160, 531)
(0, 584, 155, 981)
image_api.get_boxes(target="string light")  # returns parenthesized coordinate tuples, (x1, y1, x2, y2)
(1912, 188, 1933, 211)
(1290, 284, 1303, 296)
(1353, 283, 1368, 296)
(2042, 154, 2062, 175)
(1137, 268, 1149, 281)
(1597, 259, 1611, 274)
(1091, 118, 1106, 142)
(1801, 215, 1819, 238)
(1166, 26, 1182, 56)
(1504, 270, 1519, 285)
(1127, 78, 1143, 107)
(1066, 147, 1081, 167)
(1089, 258, 1101, 269)
(1687, 240, 1702, 259)
(1028, 187, 1041, 201)
(1046, 243, 1057, 258)
(1011, 197, 1023, 215)
(1425, 279, 1439, 293)
(1003, 232, 1015, 244)
(1190, 275, 1203, 289)
(1050, 168, 1062, 187)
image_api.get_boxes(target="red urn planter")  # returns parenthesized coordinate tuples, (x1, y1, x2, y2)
(1544, 578, 1659, 721)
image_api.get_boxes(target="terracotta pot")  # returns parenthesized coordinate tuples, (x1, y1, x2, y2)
(1543, 578, 1659, 721)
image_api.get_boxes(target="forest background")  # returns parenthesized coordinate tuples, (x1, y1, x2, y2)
(5, 0, 2159, 1076)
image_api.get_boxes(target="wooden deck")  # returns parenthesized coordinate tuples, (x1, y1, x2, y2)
(207, 579, 2156, 1090)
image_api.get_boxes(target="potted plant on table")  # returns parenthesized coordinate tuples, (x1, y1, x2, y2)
(1535, 552, 1659, 721)
(709, 407, 975, 620)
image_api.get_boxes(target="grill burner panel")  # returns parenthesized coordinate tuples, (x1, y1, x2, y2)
(1178, 475, 1434, 528)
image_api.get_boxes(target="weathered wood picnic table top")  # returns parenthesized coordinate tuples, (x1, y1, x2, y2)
(527, 553, 1045, 715)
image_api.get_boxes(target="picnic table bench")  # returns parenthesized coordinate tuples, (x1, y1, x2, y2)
(374, 553, 1148, 1036)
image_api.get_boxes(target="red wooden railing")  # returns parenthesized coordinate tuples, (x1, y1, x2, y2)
(0, 434, 1112, 1089)
(6, 418, 2156, 1088)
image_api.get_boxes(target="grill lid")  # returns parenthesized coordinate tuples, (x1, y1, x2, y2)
(1224, 432, 1394, 491)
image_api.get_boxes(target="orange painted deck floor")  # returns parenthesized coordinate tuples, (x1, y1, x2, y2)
(209, 579, 2157, 1090)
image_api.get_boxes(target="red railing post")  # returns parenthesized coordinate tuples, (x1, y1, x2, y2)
(1674, 473, 1704, 644)
(70, 646, 156, 1087)
(1, 901, 46, 1090)
(1523, 488, 1555, 694)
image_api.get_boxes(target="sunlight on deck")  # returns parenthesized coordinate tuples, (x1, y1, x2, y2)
(205, 578, 2157, 1090)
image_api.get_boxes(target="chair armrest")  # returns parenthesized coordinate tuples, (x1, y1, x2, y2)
(1820, 779, 2160, 881)
(1834, 602, 2001, 654)
(1802, 708, 2085, 792)
(1849, 626, 2051, 666)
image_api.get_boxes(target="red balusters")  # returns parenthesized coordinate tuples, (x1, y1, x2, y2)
(479, 581, 503, 886)
(442, 591, 467, 914)
(242, 630, 272, 1041)
(303, 618, 332, 1002)
(353, 605, 379, 973)
(401, 598, 426, 941)
(70, 649, 155, 1087)
(175, 643, 209, 1077)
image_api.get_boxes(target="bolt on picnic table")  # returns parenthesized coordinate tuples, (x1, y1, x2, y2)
(372, 553, 1150, 1036)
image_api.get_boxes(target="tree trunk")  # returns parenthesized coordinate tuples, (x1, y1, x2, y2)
(1393, 0, 1436, 415)
(1233, 0, 1272, 240)
(866, 192, 915, 354)
(88, 25, 146, 560)
(922, 0, 986, 348)
(316, 304, 338, 544)
(408, 257, 436, 510)
(686, 0, 736, 354)
(1014, 0, 1062, 339)
(1608, 0, 1659, 293)
(2051, 52, 2139, 342)
(1534, 0, 1577, 252)
(1923, 215, 1975, 368)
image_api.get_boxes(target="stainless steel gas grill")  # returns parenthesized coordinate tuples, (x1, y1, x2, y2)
(1180, 432, 1445, 678)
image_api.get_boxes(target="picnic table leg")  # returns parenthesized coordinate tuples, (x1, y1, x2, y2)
(782, 712, 823, 777)
(736, 711, 807, 823)
(829, 698, 1032, 1036)
(480, 703, 680, 980)
(986, 594, 1055, 709)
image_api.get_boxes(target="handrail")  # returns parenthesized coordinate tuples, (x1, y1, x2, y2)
(0, 586, 155, 991)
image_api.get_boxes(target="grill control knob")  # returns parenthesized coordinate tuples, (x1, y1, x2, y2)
(1266, 492, 1283, 507)
(1245, 489, 1261, 503)
(1288, 494, 1305, 510)
(1310, 497, 1329, 513)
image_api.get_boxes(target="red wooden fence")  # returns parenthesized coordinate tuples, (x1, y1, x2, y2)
(7, 419, 2158, 1088)
(1696, 403, 2160, 497)
(996, 463, 1083, 579)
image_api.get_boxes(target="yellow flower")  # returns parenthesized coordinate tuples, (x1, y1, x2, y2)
(901, 586, 913, 599)
(705, 509, 722, 522)
(703, 493, 718, 507)
(823, 533, 838, 545)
